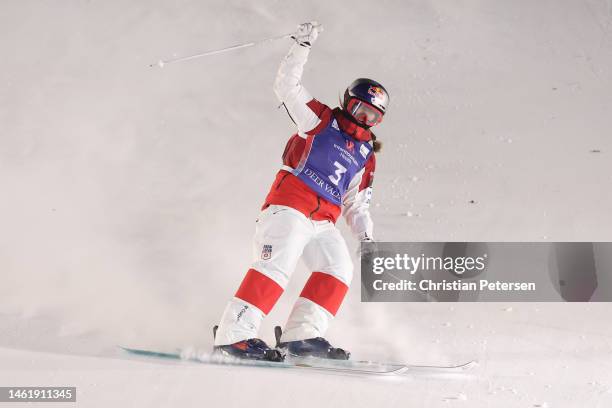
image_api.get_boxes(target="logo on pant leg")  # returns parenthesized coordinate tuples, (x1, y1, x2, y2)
(236, 305, 248, 322)
(261, 244, 273, 260)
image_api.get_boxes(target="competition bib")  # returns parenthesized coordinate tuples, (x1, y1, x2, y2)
(293, 119, 372, 206)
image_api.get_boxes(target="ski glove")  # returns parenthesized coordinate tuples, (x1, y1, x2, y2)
(292, 21, 322, 48)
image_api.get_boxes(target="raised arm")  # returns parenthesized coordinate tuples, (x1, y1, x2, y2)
(273, 22, 327, 135)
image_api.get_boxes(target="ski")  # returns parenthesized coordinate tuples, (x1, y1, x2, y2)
(120, 346, 477, 376)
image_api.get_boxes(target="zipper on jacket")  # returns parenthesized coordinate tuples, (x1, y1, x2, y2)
(309, 196, 321, 219)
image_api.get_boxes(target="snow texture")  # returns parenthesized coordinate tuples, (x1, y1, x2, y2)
(1, 0, 612, 407)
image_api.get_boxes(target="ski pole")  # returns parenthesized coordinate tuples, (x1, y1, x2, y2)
(150, 32, 294, 68)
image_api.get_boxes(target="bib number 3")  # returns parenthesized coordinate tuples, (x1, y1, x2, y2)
(329, 161, 347, 186)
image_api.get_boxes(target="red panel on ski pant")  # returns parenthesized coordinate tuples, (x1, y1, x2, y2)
(235, 269, 283, 315)
(299, 272, 348, 316)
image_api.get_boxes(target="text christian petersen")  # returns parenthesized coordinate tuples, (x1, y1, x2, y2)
(370, 253, 537, 292)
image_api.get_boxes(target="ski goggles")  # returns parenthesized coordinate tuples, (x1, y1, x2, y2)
(346, 98, 384, 127)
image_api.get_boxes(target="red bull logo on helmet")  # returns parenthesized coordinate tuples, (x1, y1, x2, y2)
(367, 86, 385, 103)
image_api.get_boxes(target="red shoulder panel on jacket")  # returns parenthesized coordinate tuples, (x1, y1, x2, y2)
(305, 99, 333, 135)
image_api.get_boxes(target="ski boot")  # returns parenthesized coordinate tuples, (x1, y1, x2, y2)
(212, 325, 284, 362)
(274, 326, 350, 360)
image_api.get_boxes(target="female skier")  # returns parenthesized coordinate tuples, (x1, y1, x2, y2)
(213, 22, 390, 361)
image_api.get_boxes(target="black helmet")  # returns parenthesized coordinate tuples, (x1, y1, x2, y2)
(342, 78, 389, 127)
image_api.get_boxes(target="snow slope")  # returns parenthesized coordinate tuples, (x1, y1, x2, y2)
(1, 303, 611, 407)
(1, 0, 612, 407)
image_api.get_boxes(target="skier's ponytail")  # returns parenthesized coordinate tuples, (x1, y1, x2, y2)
(371, 133, 382, 153)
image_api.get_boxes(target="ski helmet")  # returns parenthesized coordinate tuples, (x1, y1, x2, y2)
(342, 78, 389, 127)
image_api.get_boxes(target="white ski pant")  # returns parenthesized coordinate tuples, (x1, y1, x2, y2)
(214, 205, 353, 346)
